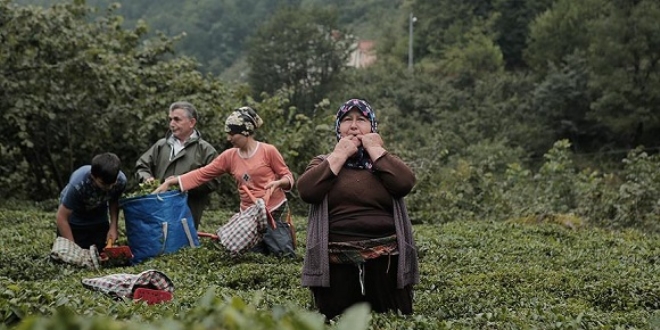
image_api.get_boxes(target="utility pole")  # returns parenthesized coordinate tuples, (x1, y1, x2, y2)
(408, 12, 417, 72)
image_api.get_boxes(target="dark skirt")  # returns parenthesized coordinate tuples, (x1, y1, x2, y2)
(310, 254, 413, 320)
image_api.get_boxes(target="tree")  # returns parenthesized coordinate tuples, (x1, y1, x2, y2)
(246, 6, 354, 116)
(525, 0, 607, 72)
(412, 0, 495, 61)
(491, 0, 555, 69)
(526, 0, 660, 149)
(586, 0, 660, 147)
(438, 26, 505, 87)
(530, 53, 596, 152)
(0, 1, 238, 200)
(410, 0, 554, 70)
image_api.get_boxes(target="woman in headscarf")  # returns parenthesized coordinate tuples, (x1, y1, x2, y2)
(154, 106, 295, 257)
(297, 99, 419, 320)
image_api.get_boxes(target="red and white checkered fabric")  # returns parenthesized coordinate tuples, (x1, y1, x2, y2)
(50, 237, 100, 270)
(81, 269, 174, 300)
(218, 198, 268, 257)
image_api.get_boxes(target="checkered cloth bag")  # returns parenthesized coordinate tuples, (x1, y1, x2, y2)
(218, 186, 273, 257)
(81, 269, 174, 301)
(50, 237, 100, 270)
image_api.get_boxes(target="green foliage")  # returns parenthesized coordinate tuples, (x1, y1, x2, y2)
(407, 138, 660, 236)
(407, 138, 525, 223)
(412, 0, 495, 61)
(575, 148, 660, 230)
(507, 213, 586, 230)
(3, 206, 660, 328)
(586, 0, 660, 144)
(410, 0, 553, 70)
(5, 0, 660, 249)
(12, 294, 369, 330)
(246, 5, 354, 115)
(163, 0, 299, 76)
(439, 26, 505, 86)
(534, 139, 577, 213)
(17, 0, 401, 79)
(526, 0, 660, 149)
(0, 1, 225, 199)
(491, 0, 555, 69)
(515, 141, 660, 232)
(250, 92, 326, 177)
(16, 0, 302, 77)
(121, 179, 179, 199)
(525, 0, 607, 72)
(307, 0, 402, 41)
(0, 1, 318, 207)
(529, 53, 595, 151)
(11, 0, 660, 172)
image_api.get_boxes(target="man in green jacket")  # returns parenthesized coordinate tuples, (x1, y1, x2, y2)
(135, 101, 219, 229)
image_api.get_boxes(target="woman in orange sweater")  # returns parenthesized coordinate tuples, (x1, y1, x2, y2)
(154, 106, 295, 256)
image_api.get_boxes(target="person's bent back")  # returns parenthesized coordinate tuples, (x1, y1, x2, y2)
(55, 152, 127, 249)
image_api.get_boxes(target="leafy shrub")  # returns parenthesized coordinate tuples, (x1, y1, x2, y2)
(408, 138, 660, 234)
(575, 148, 660, 231)
(3, 207, 660, 328)
(407, 138, 525, 223)
(12, 294, 370, 330)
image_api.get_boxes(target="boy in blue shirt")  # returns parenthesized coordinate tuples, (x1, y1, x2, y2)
(56, 152, 127, 249)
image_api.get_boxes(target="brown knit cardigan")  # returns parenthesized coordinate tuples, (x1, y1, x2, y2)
(301, 196, 420, 289)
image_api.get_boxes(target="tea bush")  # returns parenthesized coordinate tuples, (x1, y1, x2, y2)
(2, 205, 660, 329)
(411, 139, 660, 234)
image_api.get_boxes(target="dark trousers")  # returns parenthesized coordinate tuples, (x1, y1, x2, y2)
(310, 255, 413, 320)
(57, 222, 109, 249)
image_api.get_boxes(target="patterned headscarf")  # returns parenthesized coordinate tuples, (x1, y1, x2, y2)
(335, 99, 378, 140)
(335, 99, 378, 170)
(224, 106, 263, 136)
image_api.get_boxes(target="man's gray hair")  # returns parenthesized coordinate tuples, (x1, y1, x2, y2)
(169, 101, 198, 121)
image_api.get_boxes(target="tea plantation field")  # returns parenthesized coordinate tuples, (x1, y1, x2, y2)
(2, 204, 660, 329)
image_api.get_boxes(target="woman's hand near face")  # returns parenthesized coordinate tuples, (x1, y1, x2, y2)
(326, 136, 359, 175)
(361, 133, 387, 161)
(360, 133, 383, 150)
(333, 136, 359, 159)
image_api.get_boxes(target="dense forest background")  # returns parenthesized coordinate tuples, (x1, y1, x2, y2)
(15, 0, 400, 78)
(3, 0, 660, 231)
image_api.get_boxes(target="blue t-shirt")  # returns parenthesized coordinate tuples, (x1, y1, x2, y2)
(59, 165, 127, 226)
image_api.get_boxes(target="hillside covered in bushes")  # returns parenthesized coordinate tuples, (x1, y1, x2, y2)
(3, 0, 660, 328)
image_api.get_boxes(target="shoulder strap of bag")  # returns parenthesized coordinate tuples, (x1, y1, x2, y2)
(240, 185, 276, 229)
